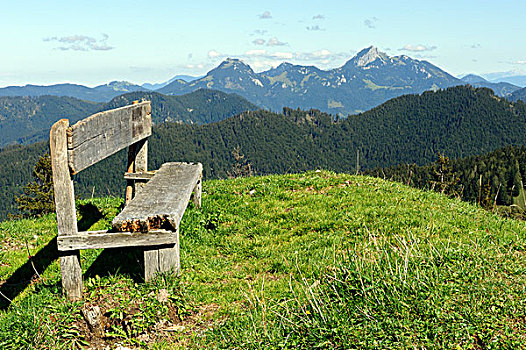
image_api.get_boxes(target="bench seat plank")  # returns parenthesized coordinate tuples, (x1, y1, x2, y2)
(57, 229, 176, 251)
(112, 162, 202, 232)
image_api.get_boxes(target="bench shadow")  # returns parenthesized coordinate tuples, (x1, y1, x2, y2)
(77, 203, 104, 231)
(0, 237, 58, 310)
(84, 247, 145, 282)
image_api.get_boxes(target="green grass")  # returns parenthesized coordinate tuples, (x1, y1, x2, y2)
(1, 171, 526, 349)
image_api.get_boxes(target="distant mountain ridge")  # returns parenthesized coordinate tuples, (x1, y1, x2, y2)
(0, 81, 148, 102)
(141, 75, 202, 90)
(460, 74, 520, 96)
(158, 46, 463, 115)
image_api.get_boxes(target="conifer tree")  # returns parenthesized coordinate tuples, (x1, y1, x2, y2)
(15, 154, 55, 217)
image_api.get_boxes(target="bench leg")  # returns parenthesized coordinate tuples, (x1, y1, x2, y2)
(144, 228, 180, 281)
(192, 179, 202, 208)
(60, 251, 83, 300)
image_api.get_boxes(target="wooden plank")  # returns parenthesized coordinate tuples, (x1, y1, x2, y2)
(67, 101, 151, 174)
(57, 229, 177, 251)
(50, 119, 83, 300)
(124, 170, 156, 181)
(144, 230, 179, 281)
(144, 249, 159, 282)
(112, 162, 203, 232)
(192, 178, 202, 208)
(159, 242, 179, 274)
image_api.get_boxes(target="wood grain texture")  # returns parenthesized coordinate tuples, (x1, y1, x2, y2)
(144, 249, 159, 282)
(192, 178, 202, 208)
(50, 119, 82, 300)
(57, 229, 177, 251)
(144, 229, 179, 281)
(112, 162, 203, 232)
(67, 101, 151, 174)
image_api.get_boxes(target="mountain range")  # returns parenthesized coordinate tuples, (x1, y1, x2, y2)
(158, 46, 463, 115)
(460, 74, 520, 97)
(1, 46, 523, 115)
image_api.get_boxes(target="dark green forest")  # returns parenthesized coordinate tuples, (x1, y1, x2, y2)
(104, 88, 259, 124)
(0, 89, 258, 148)
(1, 85, 526, 220)
(365, 146, 526, 209)
(0, 96, 100, 147)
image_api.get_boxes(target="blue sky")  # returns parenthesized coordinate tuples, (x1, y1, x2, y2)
(2, 0, 525, 87)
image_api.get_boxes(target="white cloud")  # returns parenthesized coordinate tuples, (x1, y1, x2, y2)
(245, 49, 267, 56)
(252, 38, 266, 45)
(267, 37, 287, 46)
(185, 63, 205, 69)
(400, 44, 437, 52)
(43, 34, 114, 51)
(517, 60, 526, 65)
(272, 52, 293, 59)
(258, 11, 272, 19)
(208, 50, 222, 58)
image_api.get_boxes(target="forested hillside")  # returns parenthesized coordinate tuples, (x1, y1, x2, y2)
(105, 88, 259, 124)
(510, 87, 526, 103)
(0, 96, 100, 147)
(0, 89, 258, 148)
(1, 85, 525, 220)
(365, 145, 526, 209)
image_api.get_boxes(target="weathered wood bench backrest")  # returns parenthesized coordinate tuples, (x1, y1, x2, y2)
(50, 101, 152, 299)
(67, 101, 151, 175)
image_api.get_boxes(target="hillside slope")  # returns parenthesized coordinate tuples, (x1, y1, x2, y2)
(0, 96, 101, 148)
(104, 88, 259, 124)
(1, 172, 526, 348)
(0, 89, 259, 149)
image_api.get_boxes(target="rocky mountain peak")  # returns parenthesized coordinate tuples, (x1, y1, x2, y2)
(348, 46, 390, 68)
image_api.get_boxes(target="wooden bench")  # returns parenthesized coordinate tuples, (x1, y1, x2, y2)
(50, 101, 202, 300)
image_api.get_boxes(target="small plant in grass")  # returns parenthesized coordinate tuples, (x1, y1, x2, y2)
(83, 273, 192, 346)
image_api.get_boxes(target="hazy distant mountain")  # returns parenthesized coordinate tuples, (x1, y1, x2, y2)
(510, 87, 526, 102)
(0, 81, 147, 102)
(460, 74, 520, 96)
(485, 73, 526, 87)
(158, 46, 463, 115)
(142, 75, 202, 90)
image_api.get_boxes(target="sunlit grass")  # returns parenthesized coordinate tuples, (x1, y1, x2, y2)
(1, 171, 526, 348)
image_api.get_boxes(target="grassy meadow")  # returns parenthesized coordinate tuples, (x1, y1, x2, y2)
(1, 171, 526, 349)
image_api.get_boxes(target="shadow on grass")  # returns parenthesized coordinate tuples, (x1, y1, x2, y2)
(77, 203, 104, 231)
(84, 247, 145, 282)
(0, 237, 58, 310)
